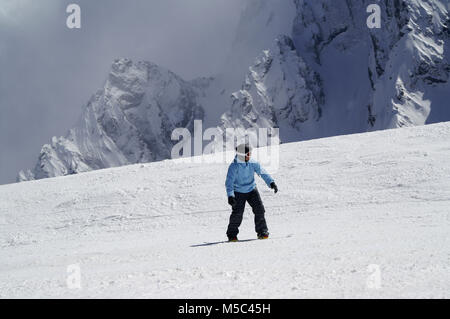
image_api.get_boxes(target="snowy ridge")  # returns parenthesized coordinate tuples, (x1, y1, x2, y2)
(219, 35, 323, 143)
(2, 122, 450, 298)
(222, 0, 450, 142)
(291, 0, 450, 130)
(225, 0, 297, 86)
(193, 0, 298, 130)
(18, 58, 205, 181)
(368, 0, 450, 129)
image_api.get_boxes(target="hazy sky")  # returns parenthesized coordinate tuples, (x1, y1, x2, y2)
(0, 0, 244, 184)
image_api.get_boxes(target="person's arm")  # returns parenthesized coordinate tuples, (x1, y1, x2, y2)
(225, 163, 237, 197)
(253, 162, 274, 187)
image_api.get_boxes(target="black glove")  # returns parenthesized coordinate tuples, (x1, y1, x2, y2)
(270, 182, 278, 193)
(228, 196, 236, 206)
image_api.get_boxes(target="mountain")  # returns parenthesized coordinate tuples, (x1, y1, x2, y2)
(218, 35, 324, 144)
(18, 1, 298, 182)
(224, 0, 297, 85)
(220, 0, 450, 144)
(293, 0, 450, 130)
(18, 58, 205, 181)
(3, 122, 450, 297)
(194, 0, 298, 129)
(18, 0, 450, 181)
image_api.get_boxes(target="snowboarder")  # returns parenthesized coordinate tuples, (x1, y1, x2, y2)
(225, 143, 278, 242)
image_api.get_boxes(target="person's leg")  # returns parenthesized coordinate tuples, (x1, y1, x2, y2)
(247, 188, 268, 235)
(226, 192, 246, 238)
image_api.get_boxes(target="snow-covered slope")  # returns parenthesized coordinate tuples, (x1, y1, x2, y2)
(2, 122, 450, 298)
(18, 58, 205, 181)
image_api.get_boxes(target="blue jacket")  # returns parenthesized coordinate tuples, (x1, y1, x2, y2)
(225, 156, 274, 197)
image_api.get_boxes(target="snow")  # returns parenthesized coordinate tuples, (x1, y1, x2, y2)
(1, 122, 450, 298)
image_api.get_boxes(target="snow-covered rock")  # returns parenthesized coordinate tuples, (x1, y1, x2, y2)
(18, 58, 205, 181)
(220, 0, 450, 143)
(225, 0, 297, 85)
(17, 0, 450, 181)
(291, 0, 450, 130)
(195, 0, 299, 131)
(218, 35, 323, 143)
(368, 0, 450, 129)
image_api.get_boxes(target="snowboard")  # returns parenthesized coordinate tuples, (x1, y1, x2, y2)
(191, 234, 293, 247)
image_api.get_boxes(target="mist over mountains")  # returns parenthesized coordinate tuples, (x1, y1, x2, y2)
(18, 0, 450, 182)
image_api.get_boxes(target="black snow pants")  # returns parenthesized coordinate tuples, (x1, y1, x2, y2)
(226, 188, 268, 238)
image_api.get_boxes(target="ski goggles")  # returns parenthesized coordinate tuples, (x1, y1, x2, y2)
(236, 151, 251, 157)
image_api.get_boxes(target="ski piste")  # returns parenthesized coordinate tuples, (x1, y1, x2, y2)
(191, 234, 294, 247)
(2, 122, 450, 297)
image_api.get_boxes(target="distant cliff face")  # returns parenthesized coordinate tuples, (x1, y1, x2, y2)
(220, 0, 450, 144)
(218, 35, 323, 143)
(18, 58, 205, 181)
